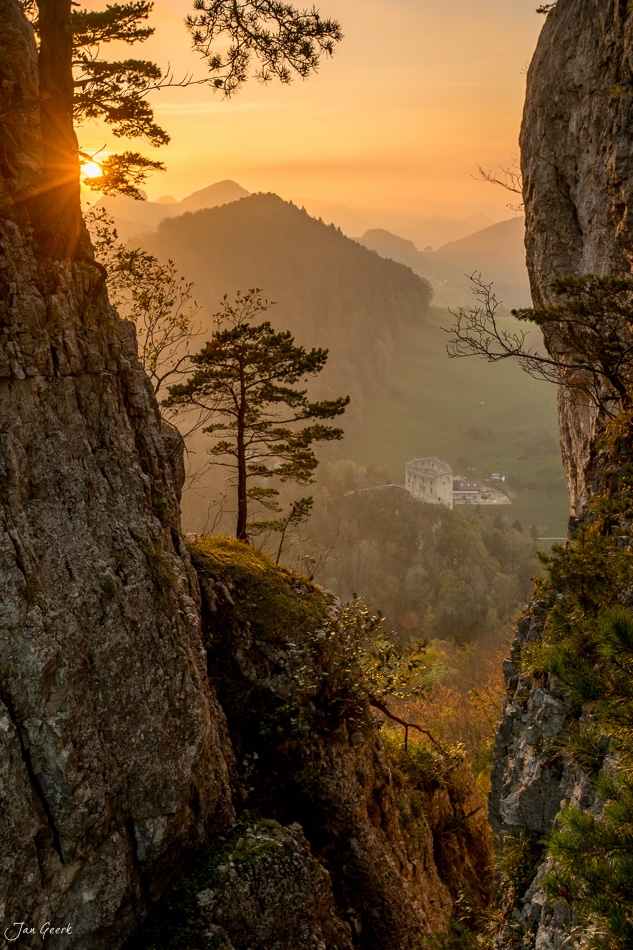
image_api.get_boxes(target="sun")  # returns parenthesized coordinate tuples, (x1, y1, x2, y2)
(81, 160, 103, 179)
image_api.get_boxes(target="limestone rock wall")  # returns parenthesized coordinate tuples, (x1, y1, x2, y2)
(126, 818, 357, 950)
(521, 0, 633, 512)
(489, 4, 633, 946)
(489, 606, 594, 949)
(195, 822, 355, 950)
(0, 3, 234, 945)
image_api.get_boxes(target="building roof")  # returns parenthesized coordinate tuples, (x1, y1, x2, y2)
(453, 479, 482, 492)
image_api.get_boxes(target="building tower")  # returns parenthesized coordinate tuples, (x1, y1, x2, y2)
(405, 457, 453, 509)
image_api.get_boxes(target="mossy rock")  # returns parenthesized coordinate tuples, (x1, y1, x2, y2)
(123, 821, 278, 950)
(188, 536, 328, 644)
(187, 536, 338, 804)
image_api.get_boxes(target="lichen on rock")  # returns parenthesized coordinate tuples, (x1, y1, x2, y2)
(126, 819, 354, 950)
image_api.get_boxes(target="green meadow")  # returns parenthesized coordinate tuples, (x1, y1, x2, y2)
(337, 306, 569, 539)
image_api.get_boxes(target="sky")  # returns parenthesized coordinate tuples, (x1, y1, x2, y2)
(79, 0, 545, 228)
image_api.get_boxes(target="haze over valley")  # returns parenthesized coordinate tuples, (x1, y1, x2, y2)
(95, 179, 565, 552)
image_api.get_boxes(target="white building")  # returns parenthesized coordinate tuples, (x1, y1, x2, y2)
(405, 458, 453, 509)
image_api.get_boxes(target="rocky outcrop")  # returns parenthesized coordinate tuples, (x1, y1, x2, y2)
(126, 819, 355, 950)
(195, 822, 354, 950)
(186, 538, 492, 950)
(489, 606, 594, 949)
(0, 3, 234, 945)
(521, 0, 633, 512)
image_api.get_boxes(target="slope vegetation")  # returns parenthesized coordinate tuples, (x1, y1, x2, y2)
(141, 192, 433, 412)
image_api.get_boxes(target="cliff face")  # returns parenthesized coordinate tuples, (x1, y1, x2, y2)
(0, 3, 234, 944)
(489, 603, 593, 949)
(490, 3, 633, 946)
(521, 0, 633, 512)
(126, 538, 492, 950)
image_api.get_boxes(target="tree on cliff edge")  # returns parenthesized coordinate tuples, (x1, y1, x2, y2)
(163, 291, 349, 542)
(22, 0, 341, 258)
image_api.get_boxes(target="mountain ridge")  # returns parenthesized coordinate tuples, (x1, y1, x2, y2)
(94, 178, 250, 240)
(359, 217, 530, 309)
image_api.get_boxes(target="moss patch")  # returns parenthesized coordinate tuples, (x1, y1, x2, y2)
(188, 535, 328, 643)
(139, 539, 176, 609)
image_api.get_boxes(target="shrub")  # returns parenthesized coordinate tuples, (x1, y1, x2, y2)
(517, 408, 633, 948)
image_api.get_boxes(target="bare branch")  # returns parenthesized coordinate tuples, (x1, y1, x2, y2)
(369, 697, 449, 755)
(444, 272, 633, 418)
(473, 158, 524, 211)
(86, 208, 203, 406)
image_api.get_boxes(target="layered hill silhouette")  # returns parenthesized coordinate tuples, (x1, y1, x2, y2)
(405, 212, 494, 250)
(440, 216, 525, 256)
(93, 179, 250, 240)
(139, 192, 433, 412)
(116, 189, 564, 534)
(359, 216, 530, 310)
(289, 203, 495, 247)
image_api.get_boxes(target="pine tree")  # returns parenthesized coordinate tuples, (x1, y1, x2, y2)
(163, 290, 349, 542)
(542, 606, 633, 950)
(70, 0, 169, 195)
(71, 1, 167, 143)
(25, 0, 341, 255)
(186, 0, 343, 97)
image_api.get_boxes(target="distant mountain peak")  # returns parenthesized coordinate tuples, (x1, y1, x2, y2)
(406, 212, 497, 250)
(361, 228, 419, 255)
(356, 216, 530, 310)
(178, 180, 250, 212)
(96, 179, 251, 241)
(437, 215, 525, 254)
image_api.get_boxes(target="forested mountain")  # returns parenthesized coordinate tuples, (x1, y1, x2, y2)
(140, 192, 433, 415)
(120, 190, 564, 537)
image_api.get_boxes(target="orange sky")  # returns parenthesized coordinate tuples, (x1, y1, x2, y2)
(79, 0, 545, 227)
